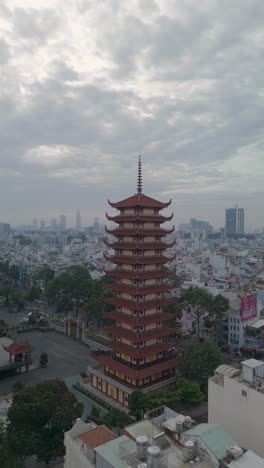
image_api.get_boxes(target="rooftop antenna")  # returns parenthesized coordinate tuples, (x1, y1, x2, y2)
(137, 155, 142, 193)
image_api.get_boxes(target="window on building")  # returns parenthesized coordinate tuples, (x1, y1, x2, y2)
(242, 389, 247, 397)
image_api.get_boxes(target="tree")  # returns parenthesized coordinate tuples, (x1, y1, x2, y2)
(9, 265, 19, 282)
(173, 378, 204, 407)
(128, 390, 147, 420)
(27, 285, 41, 303)
(102, 409, 131, 431)
(40, 352, 48, 368)
(37, 265, 55, 282)
(178, 338, 223, 390)
(0, 422, 25, 468)
(46, 266, 92, 316)
(12, 382, 25, 394)
(0, 261, 9, 274)
(9, 288, 25, 311)
(179, 287, 215, 339)
(0, 285, 13, 306)
(7, 380, 83, 465)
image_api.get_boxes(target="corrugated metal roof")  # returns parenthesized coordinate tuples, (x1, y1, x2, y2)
(215, 365, 241, 378)
(95, 435, 136, 468)
(228, 450, 264, 467)
(183, 424, 237, 461)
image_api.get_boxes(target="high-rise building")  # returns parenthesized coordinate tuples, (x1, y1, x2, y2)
(58, 215, 66, 231)
(76, 209, 82, 231)
(89, 157, 177, 407)
(32, 218, 38, 230)
(40, 220, 45, 230)
(225, 207, 245, 237)
(0, 223, 10, 236)
(225, 208, 237, 236)
(50, 218, 57, 231)
(93, 217, 100, 234)
(237, 208, 245, 235)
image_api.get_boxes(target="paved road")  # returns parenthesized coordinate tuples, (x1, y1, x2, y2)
(0, 330, 96, 394)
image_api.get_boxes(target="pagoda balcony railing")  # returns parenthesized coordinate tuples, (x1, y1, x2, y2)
(96, 352, 176, 370)
(88, 364, 176, 393)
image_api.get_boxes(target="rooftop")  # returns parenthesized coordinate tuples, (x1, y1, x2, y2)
(241, 358, 264, 369)
(108, 193, 171, 209)
(80, 424, 116, 449)
(95, 435, 136, 468)
(227, 449, 264, 468)
(183, 424, 237, 461)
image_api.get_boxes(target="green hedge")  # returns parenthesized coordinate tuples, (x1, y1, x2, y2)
(73, 383, 112, 411)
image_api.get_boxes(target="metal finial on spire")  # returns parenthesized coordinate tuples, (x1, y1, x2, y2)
(137, 155, 142, 193)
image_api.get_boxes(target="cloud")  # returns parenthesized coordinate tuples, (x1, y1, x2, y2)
(0, 0, 263, 228)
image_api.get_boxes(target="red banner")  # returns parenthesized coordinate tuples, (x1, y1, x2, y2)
(240, 295, 257, 322)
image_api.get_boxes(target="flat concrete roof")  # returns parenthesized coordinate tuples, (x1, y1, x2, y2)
(241, 358, 264, 368)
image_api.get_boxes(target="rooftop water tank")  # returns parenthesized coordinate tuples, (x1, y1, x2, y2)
(185, 440, 195, 461)
(184, 416, 192, 429)
(176, 421, 184, 434)
(136, 436, 148, 460)
(147, 446, 161, 468)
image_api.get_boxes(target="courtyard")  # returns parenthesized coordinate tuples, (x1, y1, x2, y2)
(0, 329, 96, 395)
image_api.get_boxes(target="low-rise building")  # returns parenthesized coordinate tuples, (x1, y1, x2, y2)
(208, 359, 264, 457)
(64, 419, 117, 468)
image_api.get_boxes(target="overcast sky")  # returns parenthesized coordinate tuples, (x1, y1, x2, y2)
(0, 0, 264, 229)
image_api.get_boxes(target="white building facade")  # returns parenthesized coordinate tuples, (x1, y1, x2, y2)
(208, 360, 264, 457)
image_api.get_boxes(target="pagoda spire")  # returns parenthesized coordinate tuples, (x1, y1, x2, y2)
(137, 155, 142, 193)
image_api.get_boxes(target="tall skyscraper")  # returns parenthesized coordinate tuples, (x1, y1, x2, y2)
(50, 218, 57, 231)
(32, 218, 38, 230)
(225, 207, 245, 236)
(0, 223, 10, 236)
(93, 217, 100, 234)
(58, 215, 66, 231)
(75, 209, 81, 231)
(90, 157, 177, 407)
(225, 208, 237, 236)
(237, 208, 245, 235)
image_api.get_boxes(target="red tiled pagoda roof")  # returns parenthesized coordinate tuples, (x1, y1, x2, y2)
(4, 341, 31, 355)
(106, 213, 173, 223)
(104, 268, 176, 280)
(104, 254, 175, 265)
(105, 227, 175, 236)
(96, 354, 176, 379)
(106, 283, 173, 295)
(106, 326, 177, 341)
(106, 341, 172, 357)
(108, 194, 172, 209)
(104, 296, 176, 309)
(105, 241, 175, 250)
(103, 311, 175, 325)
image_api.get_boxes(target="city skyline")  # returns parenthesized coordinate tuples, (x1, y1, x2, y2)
(0, 1, 264, 227)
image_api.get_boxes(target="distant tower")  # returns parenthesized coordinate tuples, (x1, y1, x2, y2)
(50, 218, 57, 231)
(93, 217, 100, 234)
(225, 207, 245, 237)
(237, 208, 245, 235)
(225, 208, 237, 237)
(58, 215, 66, 231)
(90, 156, 177, 407)
(76, 209, 82, 231)
(32, 218, 38, 230)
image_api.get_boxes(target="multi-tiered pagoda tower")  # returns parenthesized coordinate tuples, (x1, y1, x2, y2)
(90, 158, 177, 407)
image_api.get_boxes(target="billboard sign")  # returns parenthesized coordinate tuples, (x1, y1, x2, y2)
(240, 294, 257, 322)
